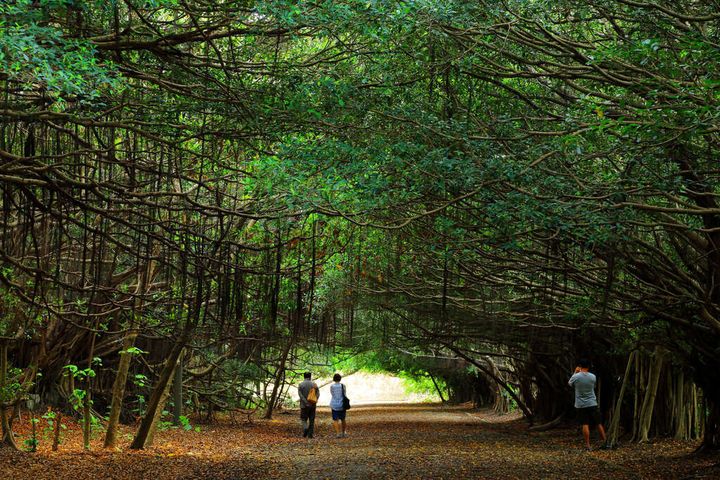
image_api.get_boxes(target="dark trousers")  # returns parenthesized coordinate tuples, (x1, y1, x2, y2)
(300, 405, 316, 437)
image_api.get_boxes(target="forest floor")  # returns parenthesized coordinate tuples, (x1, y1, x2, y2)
(1, 404, 719, 479)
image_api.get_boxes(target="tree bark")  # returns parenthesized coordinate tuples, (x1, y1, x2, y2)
(172, 353, 183, 426)
(673, 370, 687, 440)
(428, 373, 446, 403)
(699, 398, 720, 451)
(52, 411, 62, 451)
(130, 280, 198, 450)
(0, 342, 18, 450)
(448, 346, 533, 422)
(632, 352, 641, 440)
(129, 337, 187, 449)
(263, 338, 293, 420)
(105, 254, 157, 447)
(637, 347, 664, 443)
(607, 350, 635, 447)
(145, 351, 182, 448)
(103, 326, 139, 448)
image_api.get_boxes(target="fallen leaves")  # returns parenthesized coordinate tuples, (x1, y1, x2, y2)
(0, 405, 718, 479)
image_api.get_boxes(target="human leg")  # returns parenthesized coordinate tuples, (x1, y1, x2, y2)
(582, 424, 591, 449)
(597, 423, 606, 442)
(333, 409, 346, 436)
(576, 406, 598, 450)
(307, 406, 316, 438)
(300, 407, 310, 437)
(332, 409, 342, 437)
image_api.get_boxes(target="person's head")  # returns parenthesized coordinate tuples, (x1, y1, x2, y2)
(578, 358, 591, 369)
(304, 372, 312, 380)
(333, 373, 342, 382)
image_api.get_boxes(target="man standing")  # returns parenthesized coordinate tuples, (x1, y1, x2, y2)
(568, 359, 607, 451)
(298, 372, 319, 438)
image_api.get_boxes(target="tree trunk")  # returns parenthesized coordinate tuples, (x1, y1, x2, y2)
(691, 384, 700, 440)
(52, 411, 62, 451)
(103, 326, 139, 448)
(448, 346, 533, 422)
(699, 397, 720, 451)
(637, 347, 664, 443)
(607, 350, 635, 447)
(0, 342, 18, 450)
(83, 327, 98, 451)
(428, 373, 446, 403)
(105, 255, 157, 447)
(129, 338, 186, 449)
(172, 354, 183, 426)
(673, 370, 687, 440)
(263, 338, 293, 420)
(145, 351, 182, 448)
(632, 352, 641, 440)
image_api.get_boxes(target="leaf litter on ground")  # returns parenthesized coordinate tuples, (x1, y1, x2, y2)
(1, 404, 718, 479)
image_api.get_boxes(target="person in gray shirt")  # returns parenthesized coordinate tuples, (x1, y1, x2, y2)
(298, 372, 319, 438)
(568, 358, 607, 451)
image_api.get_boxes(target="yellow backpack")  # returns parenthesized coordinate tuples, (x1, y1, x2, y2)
(307, 386, 318, 405)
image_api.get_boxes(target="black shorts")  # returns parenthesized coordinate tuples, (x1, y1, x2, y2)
(576, 406, 601, 426)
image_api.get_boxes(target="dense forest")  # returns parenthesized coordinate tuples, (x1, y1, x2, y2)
(1, 0, 719, 457)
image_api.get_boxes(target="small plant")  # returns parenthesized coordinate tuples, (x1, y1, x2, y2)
(23, 417, 39, 452)
(158, 413, 194, 432)
(41, 408, 66, 448)
(131, 373, 149, 417)
(132, 373, 148, 388)
(42, 409, 56, 438)
(121, 347, 148, 356)
(69, 387, 87, 411)
(179, 415, 193, 431)
(63, 363, 102, 436)
(24, 436, 39, 452)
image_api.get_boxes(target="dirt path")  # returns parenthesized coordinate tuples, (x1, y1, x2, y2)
(1, 405, 718, 479)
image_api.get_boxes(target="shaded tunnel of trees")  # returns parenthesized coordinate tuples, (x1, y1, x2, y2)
(1, 0, 719, 453)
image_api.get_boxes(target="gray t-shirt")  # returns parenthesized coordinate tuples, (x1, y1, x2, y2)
(298, 379, 319, 408)
(568, 372, 598, 408)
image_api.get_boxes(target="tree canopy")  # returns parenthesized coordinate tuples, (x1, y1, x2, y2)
(1, 0, 719, 452)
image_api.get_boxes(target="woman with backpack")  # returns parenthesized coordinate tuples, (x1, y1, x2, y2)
(329, 373, 350, 438)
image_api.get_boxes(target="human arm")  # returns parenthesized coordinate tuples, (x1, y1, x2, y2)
(568, 369, 580, 387)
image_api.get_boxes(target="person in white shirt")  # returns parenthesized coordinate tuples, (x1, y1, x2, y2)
(329, 373, 348, 438)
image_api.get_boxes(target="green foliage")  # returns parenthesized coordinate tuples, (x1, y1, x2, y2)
(63, 364, 96, 381)
(0, 0, 120, 105)
(0, 0, 719, 445)
(40, 409, 66, 445)
(159, 413, 193, 432)
(399, 373, 445, 399)
(0, 366, 23, 403)
(24, 434, 39, 452)
(121, 347, 148, 356)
